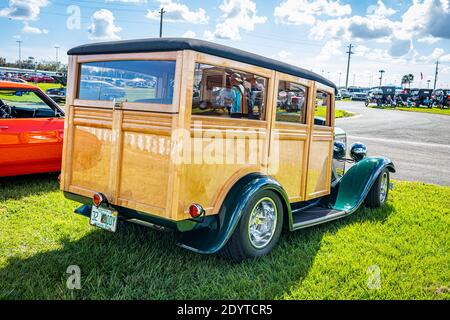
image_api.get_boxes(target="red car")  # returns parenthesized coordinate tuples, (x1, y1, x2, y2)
(0, 81, 64, 177)
(27, 75, 57, 83)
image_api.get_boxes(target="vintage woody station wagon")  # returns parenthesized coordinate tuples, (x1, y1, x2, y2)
(62, 38, 395, 261)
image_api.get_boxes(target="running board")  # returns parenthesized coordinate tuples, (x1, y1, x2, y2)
(291, 206, 349, 230)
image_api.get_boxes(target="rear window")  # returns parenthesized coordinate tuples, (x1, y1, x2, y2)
(77, 60, 176, 104)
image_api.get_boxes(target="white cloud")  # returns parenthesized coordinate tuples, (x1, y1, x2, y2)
(274, 0, 351, 26)
(401, 0, 450, 39)
(207, 0, 267, 40)
(0, 0, 49, 20)
(278, 50, 292, 59)
(417, 36, 441, 44)
(182, 30, 196, 38)
(316, 39, 342, 62)
(146, 0, 208, 24)
(389, 38, 412, 57)
(22, 22, 48, 34)
(366, 0, 396, 17)
(88, 9, 122, 41)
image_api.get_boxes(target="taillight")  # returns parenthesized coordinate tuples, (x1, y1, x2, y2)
(93, 193, 105, 207)
(189, 204, 204, 218)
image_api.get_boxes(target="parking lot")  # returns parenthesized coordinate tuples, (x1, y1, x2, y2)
(336, 101, 450, 186)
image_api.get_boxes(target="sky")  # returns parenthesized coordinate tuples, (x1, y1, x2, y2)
(1, 0, 450, 88)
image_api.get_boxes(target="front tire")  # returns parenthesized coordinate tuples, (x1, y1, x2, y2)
(221, 190, 284, 262)
(365, 169, 390, 208)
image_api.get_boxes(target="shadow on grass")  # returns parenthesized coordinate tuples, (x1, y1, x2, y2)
(0, 173, 59, 201)
(0, 203, 394, 300)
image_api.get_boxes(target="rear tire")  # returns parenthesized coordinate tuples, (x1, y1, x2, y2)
(365, 169, 390, 208)
(221, 190, 284, 262)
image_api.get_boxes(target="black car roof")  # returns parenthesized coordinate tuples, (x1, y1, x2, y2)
(68, 38, 337, 91)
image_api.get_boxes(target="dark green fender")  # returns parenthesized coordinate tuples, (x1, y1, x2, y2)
(177, 173, 291, 254)
(331, 156, 395, 212)
(177, 156, 395, 254)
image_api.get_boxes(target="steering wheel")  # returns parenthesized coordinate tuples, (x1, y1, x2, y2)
(0, 104, 12, 118)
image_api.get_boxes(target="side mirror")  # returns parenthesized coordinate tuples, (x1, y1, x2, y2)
(350, 142, 367, 162)
(333, 141, 346, 160)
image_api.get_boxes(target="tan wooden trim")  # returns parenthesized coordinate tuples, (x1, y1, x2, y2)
(76, 51, 179, 63)
(167, 49, 195, 220)
(61, 55, 78, 191)
(315, 82, 335, 95)
(211, 167, 266, 214)
(276, 72, 313, 88)
(302, 81, 316, 200)
(194, 52, 273, 78)
(108, 109, 124, 202)
(74, 99, 114, 109)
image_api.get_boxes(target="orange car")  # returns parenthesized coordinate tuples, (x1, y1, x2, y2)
(0, 81, 64, 177)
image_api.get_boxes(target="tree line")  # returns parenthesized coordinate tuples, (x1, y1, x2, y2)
(0, 57, 67, 73)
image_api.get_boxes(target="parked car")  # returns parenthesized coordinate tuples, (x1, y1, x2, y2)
(46, 87, 66, 103)
(365, 86, 396, 107)
(62, 38, 395, 262)
(339, 88, 351, 99)
(27, 74, 57, 83)
(348, 87, 368, 101)
(0, 77, 27, 83)
(432, 89, 450, 108)
(411, 89, 433, 108)
(0, 81, 64, 177)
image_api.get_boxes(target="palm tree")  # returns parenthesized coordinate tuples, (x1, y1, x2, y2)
(401, 74, 414, 89)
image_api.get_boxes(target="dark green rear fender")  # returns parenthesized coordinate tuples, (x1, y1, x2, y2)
(332, 156, 395, 212)
(176, 173, 291, 254)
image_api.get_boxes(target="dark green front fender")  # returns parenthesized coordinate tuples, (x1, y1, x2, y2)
(332, 156, 395, 212)
(176, 173, 291, 254)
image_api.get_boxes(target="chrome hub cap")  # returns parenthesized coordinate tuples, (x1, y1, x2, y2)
(380, 172, 388, 203)
(248, 197, 277, 249)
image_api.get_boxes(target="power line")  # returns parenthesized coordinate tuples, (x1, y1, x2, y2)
(345, 43, 354, 88)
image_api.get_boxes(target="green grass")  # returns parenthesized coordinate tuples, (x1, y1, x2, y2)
(30, 82, 63, 92)
(0, 175, 449, 300)
(368, 104, 450, 116)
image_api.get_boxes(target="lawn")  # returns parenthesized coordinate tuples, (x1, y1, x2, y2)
(368, 104, 450, 116)
(0, 174, 449, 300)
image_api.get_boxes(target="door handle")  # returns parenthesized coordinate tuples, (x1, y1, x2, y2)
(0, 126, 9, 129)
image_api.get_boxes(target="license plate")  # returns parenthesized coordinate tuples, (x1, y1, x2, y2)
(90, 206, 118, 232)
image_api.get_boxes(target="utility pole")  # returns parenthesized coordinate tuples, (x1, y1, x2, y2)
(379, 70, 385, 86)
(345, 44, 354, 89)
(433, 60, 439, 90)
(427, 80, 431, 89)
(16, 40, 22, 68)
(54, 45, 60, 64)
(159, 7, 165, 38)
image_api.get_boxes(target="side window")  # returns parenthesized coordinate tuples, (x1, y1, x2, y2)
(0, 89, 56, 119)
(276, 81, 307, 124)
(78, 60, 176, 105)
(315, 90, 331, 126)
(192, 63, 267, 120)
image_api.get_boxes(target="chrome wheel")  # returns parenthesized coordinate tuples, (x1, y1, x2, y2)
(379, 172, 388, 203)
(248, 197, 278, 249)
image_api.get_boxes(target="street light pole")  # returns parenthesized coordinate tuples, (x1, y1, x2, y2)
(433, 60, 439, 90)
(16, 40, 22, 68)
(379, 70, 385, 86)
(54, 45, 60, 64)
